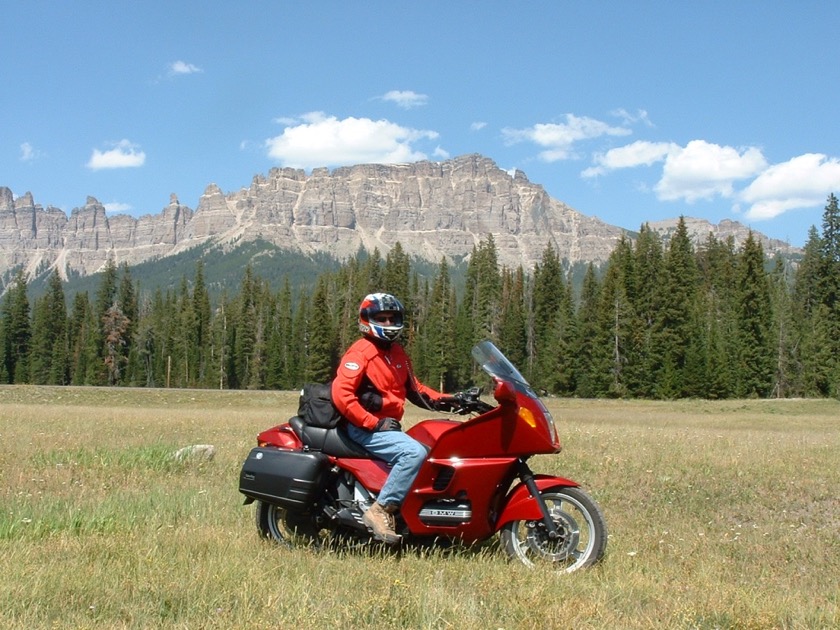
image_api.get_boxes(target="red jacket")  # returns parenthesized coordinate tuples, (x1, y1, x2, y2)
(332, 337, 442, 430)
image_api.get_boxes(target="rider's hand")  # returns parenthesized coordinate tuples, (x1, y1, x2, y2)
(374, 417, 401, 432)
(433, 396, 460, 412)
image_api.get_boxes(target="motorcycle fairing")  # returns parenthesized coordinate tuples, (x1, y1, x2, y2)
(400, 456, 518, 541)
(335, 457, 391, 492)
(494, 476, 579, 529)
(407, 419, 461, 450)
(257, 424, 301, 449)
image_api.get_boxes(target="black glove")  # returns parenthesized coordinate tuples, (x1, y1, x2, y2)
(374, 417, 401, 432)
(433, 396, 460, 412)
(359, 390, 383, 412)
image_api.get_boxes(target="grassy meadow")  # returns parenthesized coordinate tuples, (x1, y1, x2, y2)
(1, 385, 838, 629)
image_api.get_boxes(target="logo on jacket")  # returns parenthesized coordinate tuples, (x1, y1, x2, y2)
(344, 362, 360, 370)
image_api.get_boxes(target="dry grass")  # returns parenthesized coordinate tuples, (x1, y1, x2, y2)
(1, 386, 838, 629)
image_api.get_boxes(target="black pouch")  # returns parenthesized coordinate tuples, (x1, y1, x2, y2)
(239, 447, 328, 507)
(357, 374, 383, 412)
(298, 382, 343, 429)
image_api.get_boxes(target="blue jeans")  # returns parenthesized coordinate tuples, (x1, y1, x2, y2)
(346, 423, 428, 508)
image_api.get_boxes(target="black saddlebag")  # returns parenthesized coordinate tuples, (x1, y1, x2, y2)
(239, 447, 328, 509)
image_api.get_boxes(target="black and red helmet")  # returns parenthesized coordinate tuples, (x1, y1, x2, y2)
(359, 292, 405, 342)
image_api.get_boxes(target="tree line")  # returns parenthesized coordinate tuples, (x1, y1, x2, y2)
(2, 195, 840, 399)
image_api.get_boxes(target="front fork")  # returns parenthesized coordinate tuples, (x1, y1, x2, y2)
(517, 458, 560, 539)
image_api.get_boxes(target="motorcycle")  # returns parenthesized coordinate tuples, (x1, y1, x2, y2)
(239, 340, 607, 572)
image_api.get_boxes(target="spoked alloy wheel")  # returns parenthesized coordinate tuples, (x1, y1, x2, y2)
(500, 487, 607, 573)
(254, 501, 320, 546)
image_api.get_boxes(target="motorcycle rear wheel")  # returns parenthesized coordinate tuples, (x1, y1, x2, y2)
(500, 487, 607, 573)
(254, 501, 320, 545)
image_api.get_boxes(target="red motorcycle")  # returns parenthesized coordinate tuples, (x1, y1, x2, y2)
(239, 340, 607, 572)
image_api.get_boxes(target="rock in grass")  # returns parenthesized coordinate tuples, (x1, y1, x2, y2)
(172, 444, 216, 462)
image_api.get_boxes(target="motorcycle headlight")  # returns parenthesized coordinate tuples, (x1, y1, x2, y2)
(544, 409, 558, 444)
(535, 401, 558, 444)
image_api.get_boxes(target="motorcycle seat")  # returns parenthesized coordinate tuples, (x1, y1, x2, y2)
(289, 416, 370, 459)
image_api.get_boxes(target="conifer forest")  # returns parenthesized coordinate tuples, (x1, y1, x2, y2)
(3, 195, 840, 400)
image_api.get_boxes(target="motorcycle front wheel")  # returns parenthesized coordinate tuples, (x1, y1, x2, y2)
(500, 487, 607, 573)
(254, 501, 320, 545)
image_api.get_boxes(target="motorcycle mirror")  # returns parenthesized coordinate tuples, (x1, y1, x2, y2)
(493, 378, 517, 404)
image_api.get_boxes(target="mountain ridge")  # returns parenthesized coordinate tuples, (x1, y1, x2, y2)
(0, 154, 800, 285)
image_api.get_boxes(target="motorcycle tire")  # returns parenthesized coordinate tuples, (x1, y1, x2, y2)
(500, 487, 607, 573)
(254, 501, 321, 545)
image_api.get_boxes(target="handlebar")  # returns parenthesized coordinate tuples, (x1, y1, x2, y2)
(448, 387, 494, 416)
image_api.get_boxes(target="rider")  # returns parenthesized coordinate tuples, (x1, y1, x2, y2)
(332, 292, 451, 544)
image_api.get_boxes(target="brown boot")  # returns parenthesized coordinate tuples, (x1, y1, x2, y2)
(363, 502, 402, 544)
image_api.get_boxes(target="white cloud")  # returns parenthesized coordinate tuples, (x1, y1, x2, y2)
(583, 140, 677, 178)
(470, 121, 487, 132)
(740, 153, 840, 220)
(433, 146, 450, 159)
(502, 114, 631, 162)
(87, 140, 146, 170)
(655, 140, 767, 203)
(611, 108, 653, 127)
(20, 142, 40, 162)
(265, 112, 439, 168)
(381, 90, 428, 109)
(168, 60, 202, 76)
(582, 137, 840, 222)
(103, 202, 133, 214)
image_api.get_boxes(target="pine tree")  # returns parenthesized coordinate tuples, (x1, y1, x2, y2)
(116, 264, 138, 383)
(424, 258, 456, 390)
(363, 248, 384, 290)
(793, 227, 827, 395)
(192, 261, 213, 386)
(232, 266, 253, 387)
(530, 242, 573, 391)
(627, 225, 662, 396)
(332, 258, 361, 353)
(818, 193, 840, 395)
(0, 314, 6, 383)
(87, 258, 119, 385)
(266, 279, 294, 389)
(171, 276, 196, 387)
(768, 256, 796, 397)
(573, 263, 601, 397)
(305, 275, 336, 383)
(497, 266, 528, 371)
(383, 242, 411, 304)
(211, 293, 233, 390)
(653, 217, 699, 397)
(734, 233, 774, 397)
(454, 236, 502, 383)
(2, 270, 32, 383)
(102, 304, 131, 385)
(30, 271, 68, 384)
(474, 235, 502, 343)
(592, 245, 634, 397)
(290, 291, 309, 385)
(68, 292, 93, 385)
(799, 303, 834, 396)
(694, 234, 739, 398)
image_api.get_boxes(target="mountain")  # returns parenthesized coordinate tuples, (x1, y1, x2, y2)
(643, 216, 798, 254)
(0, 154, 800, 288)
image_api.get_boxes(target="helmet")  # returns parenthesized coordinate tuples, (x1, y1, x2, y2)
(359, 292, 405, 342)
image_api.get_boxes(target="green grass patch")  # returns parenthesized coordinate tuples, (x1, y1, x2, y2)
(31, 443, 182, 471)
(1, 387, 838, 628)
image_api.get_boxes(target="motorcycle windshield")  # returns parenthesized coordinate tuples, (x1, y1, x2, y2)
(472, 340, 558, 443)
(471, 340, 535, 398)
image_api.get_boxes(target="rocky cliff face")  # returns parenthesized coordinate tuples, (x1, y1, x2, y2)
(0, 154, 799, 282)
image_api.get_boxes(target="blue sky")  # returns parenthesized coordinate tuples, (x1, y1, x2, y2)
(3, 1, 839, 248)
